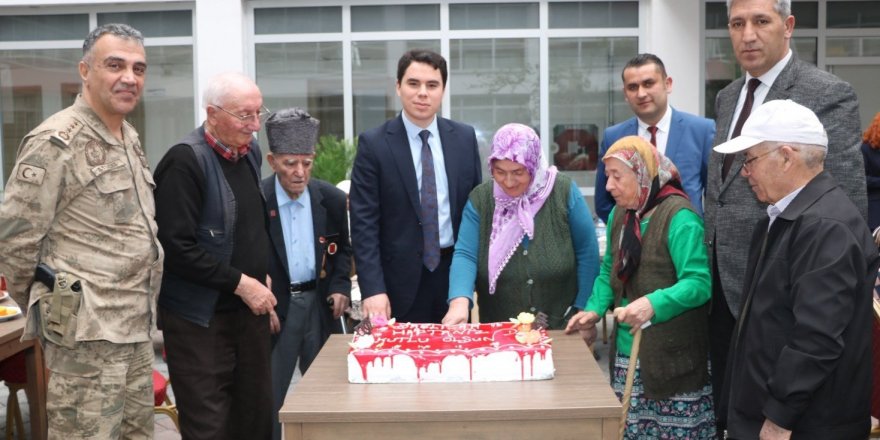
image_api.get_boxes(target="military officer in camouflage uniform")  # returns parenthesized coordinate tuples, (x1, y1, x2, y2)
(0, 23, 163, 439)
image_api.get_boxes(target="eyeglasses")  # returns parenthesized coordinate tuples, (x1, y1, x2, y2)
(742, 148, 778, 172)
(211, 104, 270, 124)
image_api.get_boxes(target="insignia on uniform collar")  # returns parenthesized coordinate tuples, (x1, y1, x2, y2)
(85, 140, 106, 166)
(17, 164, 46, 186)
(327, 242, 338, 255)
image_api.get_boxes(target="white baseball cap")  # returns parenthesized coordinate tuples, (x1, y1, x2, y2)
(713, 99, 828, 154)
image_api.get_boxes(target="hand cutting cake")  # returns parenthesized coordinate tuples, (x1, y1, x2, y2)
(347, 313, 554, 383)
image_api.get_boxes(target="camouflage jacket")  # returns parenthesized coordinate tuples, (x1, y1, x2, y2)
(0, 96, 163, 343)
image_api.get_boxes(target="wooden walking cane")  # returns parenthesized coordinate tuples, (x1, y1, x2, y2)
(619, 327, 643, 440)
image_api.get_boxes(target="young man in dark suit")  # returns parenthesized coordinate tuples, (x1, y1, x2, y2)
(262, 108, 352, 440)
(703, 0, 865, 432)
(350, 49, 482, 323)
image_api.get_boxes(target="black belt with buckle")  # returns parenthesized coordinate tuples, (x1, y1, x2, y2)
(289, 280, 316, 294)
(440, 246, 454, 257)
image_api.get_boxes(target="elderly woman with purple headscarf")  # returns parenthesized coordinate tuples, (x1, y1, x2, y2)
(565, 136, 714, 439)
(442, 123, 599, 329)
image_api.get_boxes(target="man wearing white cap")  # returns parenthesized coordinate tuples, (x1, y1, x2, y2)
(717, 100, 878, 440)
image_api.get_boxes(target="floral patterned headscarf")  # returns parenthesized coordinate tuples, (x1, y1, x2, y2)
(603, 135, 687, 283)
(487, 123, 558, 294)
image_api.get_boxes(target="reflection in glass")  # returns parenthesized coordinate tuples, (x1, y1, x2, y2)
(351, 5, 440, 32)
(255, 42, 344, 142)
(0, 49, 80, 180)
(137, 46, 195, 167)
(0, 45, 194, 177)
(449, 38, 539, 171)
(548, 37, 637, 175)
(827, 1, 880, 28)
(0, 15, 89, 42)
(352, 40, 441, 137)
(254, 7, 342, 34)
(98, 11, 193, 37)
(450, 3, 538, 30)
(549, 1, 638, 29)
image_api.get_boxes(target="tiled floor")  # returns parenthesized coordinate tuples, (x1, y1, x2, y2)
(0, 316, 612, 440)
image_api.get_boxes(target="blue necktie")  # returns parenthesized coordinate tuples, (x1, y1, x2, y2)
(419, 130, 441, 271)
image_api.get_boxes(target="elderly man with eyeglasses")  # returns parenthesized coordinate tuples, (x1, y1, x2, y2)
(716, 100, 878, 440)
(153, 72, 277, 440)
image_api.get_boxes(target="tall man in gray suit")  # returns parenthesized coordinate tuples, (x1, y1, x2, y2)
(703, 0, 865, 430)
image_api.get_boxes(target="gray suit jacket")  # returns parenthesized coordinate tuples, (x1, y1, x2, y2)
(704, 54, 866, 317)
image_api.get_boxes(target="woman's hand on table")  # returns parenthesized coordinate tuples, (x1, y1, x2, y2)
(565, 311, 600, 347)
(613, 297, 654, 334)
(441, 297, 470, 325)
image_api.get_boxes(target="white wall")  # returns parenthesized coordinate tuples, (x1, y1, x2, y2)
(642, 0, 704, 116)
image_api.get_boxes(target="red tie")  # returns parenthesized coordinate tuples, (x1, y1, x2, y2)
(722, 78, 761, 180)
(647, 126, 658, 147)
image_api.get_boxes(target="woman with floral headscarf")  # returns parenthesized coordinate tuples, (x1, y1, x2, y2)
(442, 123, 599, 329)
(565, 135, 715, 438)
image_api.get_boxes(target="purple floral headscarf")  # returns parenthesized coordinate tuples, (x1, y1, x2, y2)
(487, 123, 558, 294)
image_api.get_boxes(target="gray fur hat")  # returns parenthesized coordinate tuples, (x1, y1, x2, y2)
(265, 107, 320, 154)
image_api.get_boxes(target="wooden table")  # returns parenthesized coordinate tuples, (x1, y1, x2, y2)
(0, 296, 48, 440)
(280, 330, 622, 440)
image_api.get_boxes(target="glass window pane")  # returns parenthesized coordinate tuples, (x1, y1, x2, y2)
(704, 36, 815, 118)
(254, 7, 342, 34)
(98, 11, 193, 37)
(0, 46, 195, 177)
(0, 49, 81, 180)
(827, 1, 880, 28)
(705, 1, 729, 30)
(792, 2, 818, 29)
(548, 37, 637, 176)
(549, 2, 638, 29)
(255, 42, 344, 142)
(827, 36, 880, 56)
(0, 15, 89, 42)
(351, 5, 440, 32)
(450, 3, 538, 30)
(135, 46, 195, 168)
(449, 38, 539, 170)
(352, 40, 441, 137)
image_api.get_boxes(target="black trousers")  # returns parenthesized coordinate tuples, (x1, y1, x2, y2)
(396, 251, 453, 324)
(709, 256, 737, 435)
(161, 305, 273, 440)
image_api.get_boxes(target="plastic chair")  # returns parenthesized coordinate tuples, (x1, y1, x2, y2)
(0, 352, 28, 440)
(153, 369, 179, 431)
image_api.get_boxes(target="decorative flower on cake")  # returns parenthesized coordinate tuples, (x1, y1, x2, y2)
(515, 329, 545, 345)
(510, 312, 536, 332)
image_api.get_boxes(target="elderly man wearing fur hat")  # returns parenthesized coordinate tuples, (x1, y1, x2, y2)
(262, 107, 352, 440)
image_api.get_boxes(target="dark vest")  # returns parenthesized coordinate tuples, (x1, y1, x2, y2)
(158, 127, 262, 327)
(471, 175, 577, 329)
(608, 195, 709, 400)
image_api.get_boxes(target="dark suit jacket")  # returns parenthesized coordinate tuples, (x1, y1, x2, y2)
(349, 114, 482, 317)
(595, 108, 715, 222)
(725, 172, 878, 439)
(262, 176, 352, 338)
(704, 55, 866, 317)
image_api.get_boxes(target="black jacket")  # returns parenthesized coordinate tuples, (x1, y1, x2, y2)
(724, 172, 879, 439)
(262, 176, 352, 339)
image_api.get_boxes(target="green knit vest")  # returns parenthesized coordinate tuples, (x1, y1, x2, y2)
(471, 174, 577, 329)
(608, 195, 709, 400)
